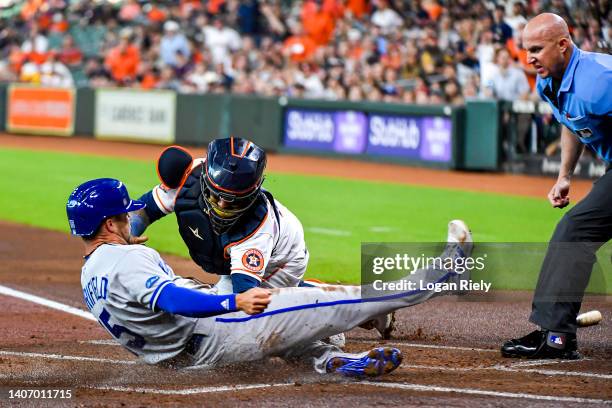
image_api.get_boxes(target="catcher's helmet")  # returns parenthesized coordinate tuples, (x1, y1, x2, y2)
(200, 137, 266, 233)
(66, 178, 145, 236)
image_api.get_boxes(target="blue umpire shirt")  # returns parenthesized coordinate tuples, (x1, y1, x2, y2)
(536, 46, 612, 163)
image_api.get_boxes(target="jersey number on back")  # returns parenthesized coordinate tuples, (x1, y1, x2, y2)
(99, 308, 146, 350)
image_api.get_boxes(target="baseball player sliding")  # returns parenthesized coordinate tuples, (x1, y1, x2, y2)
(130, 137, 393, 342)
(67, 178, 473, 376)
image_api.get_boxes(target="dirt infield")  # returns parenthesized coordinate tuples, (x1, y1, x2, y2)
(0, 135, 610, 406)
(0, 220, 610, 407)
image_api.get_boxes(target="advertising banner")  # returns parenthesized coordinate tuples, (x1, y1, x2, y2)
(367, 114, 452, 162)
(284, 109, 368, 154)
(284, 109, 335, 151)
(95, 89, 176, 143)
(7, 85, 75, 136)
(333, 111, 368, 154)
(283, 108, 453, 163)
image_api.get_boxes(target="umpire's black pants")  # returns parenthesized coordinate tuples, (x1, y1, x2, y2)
(530, 167, 612, 333)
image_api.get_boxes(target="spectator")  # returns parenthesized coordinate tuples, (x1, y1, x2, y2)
(492, 5, 514, 44)
(104, 29, 140, 84)
(438, 15, 461, 51)
(119, 0, 142, 23)
(138, 60, 159, 89)
(420, 28, 445, 76)
(483, 48, 530, 101)
(173, 50, 193, 78)
(302, 0, 336, 46)
(156, 65, 182, 91)
(346, 0, 369, 19)
(160, 21, 191, 68)
(58, 35, 83, 67)
(49, 13, 69, 34)
(507, 23, 537, 90)
(505, 1, 528, 35)
(185, 62, 212, 93)
(415, 89, 429, 104)
(298, 63, 325, 98)
(21, 23, 48, 55)
(283, 22, 317, 63)
(39, 51, 74, 87)
(422, 0, 443, 21)
(203, 16, 241, 67)
(259, 1, 287, 40)
(371, 0, 403, 34)
(84, 57, 110, 87)
(236, 0, 259, 35)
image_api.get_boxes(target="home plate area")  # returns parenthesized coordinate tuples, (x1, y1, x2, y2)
(0, 222, 610, 407)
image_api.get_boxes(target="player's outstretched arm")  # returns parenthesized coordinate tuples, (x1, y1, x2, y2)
(156, 283, 238, 317)
(155, 284, 271, 317)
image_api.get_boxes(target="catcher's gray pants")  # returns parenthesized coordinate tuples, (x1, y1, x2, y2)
(530, 167, 612, 333)
(187, 264, 463, 372)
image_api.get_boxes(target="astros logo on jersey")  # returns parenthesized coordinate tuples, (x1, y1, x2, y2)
(242, 249, 264, 272)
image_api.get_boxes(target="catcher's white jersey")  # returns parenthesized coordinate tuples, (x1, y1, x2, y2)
(151, 183, 309, 289)
(81, 244, 198, 363)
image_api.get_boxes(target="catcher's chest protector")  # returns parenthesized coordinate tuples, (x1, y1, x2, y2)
(173, 165, 270, 275)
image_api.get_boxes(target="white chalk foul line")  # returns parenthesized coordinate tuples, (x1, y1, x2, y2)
(401, 362, 612, 380)
(367, 382, 612, 404)
(89, 383, 292, 395)
(352, 339, 497, 353)
(493, 366, 612, 380)
(0, 350, 135, 365)
(0, 284, 95, 321)
(505, 358, 590, 368)
(80, 340, 120, 346)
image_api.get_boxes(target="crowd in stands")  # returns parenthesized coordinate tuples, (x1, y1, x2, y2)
(0, 0, 609, 105)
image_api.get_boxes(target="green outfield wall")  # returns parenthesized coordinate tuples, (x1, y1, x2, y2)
(0, 83, 6, 133)
(0, 84, 500, 170)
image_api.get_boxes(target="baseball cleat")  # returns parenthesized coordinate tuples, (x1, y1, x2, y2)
(501, 329, 580, 360)
(446, 219, 473, 257)
(443, 220, 473, 295)
(326, 347, 402, 377)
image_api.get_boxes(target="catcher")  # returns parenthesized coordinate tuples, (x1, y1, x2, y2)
(130, 137, 394, 341)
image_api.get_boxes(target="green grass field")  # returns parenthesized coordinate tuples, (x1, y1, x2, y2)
(1, 147, 609, 292)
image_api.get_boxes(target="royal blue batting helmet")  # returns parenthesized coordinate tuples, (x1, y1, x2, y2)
(66, 178, 145, 236)
(200, 137, 266, 233)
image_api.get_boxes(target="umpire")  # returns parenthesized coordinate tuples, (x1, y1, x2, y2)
(501, 13, 611, 359)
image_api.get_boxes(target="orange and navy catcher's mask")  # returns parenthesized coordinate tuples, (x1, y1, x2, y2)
(200, 137, 266, 234)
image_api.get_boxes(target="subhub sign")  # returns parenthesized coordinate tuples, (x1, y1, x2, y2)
(283, 108, 452, 163)
(367, 114, 452, 162)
